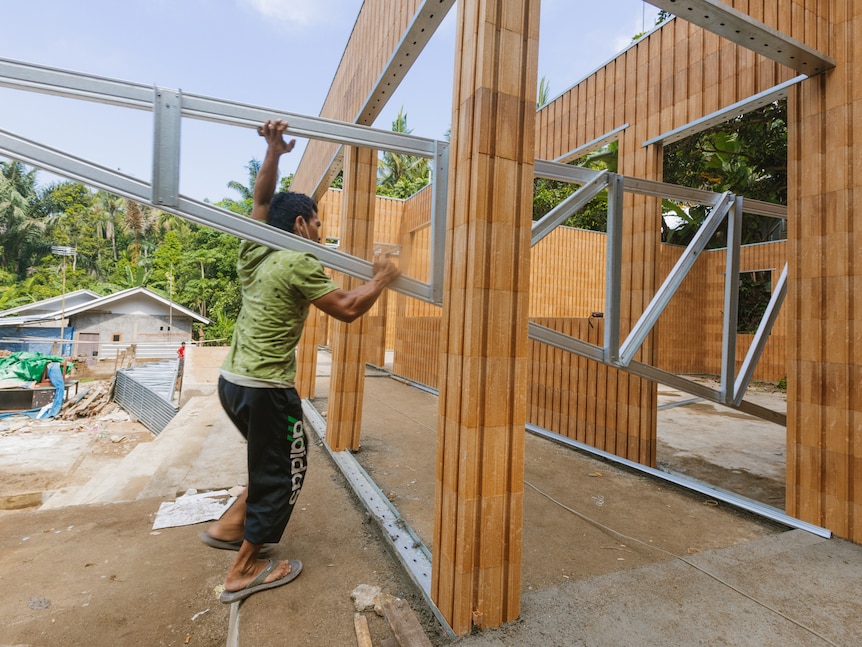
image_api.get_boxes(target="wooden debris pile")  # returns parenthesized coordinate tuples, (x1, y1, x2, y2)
(57, 378, 118, 420)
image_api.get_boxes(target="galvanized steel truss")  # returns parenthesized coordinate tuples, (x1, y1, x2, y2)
(531, 157, 788, 426)
(0, 57, 787, 424)
(0, 57, 449, 306)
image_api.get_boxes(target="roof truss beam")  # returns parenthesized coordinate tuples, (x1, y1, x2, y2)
(645, 0, 834, 74)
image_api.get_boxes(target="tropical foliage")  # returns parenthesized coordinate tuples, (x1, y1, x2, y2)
(376, 107, 430, 199)
(0, 157, 244, 341)
(662, 100, 787, 246)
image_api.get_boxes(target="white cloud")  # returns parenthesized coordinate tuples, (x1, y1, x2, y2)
(239, 0, 359, 27)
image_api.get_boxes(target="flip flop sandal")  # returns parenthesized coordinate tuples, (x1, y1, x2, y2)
(219, 558, 303, 604)
(199, 532, 276, 555)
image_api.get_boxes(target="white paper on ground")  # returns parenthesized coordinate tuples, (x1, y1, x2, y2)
(152, 489, 236, 530)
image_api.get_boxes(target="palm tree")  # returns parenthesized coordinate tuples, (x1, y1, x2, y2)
(537, 76, 551, 108)
(90, 191, 123, 261)
(218, 159, 261, 215)
(377, 107, 430, 198)
(123, 199, 154, 266)
(0, 161, 48, 276)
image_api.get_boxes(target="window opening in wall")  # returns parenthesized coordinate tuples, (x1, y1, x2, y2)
(662, 100, 788, 247)
(737, 270, 773, 334)
(533, 141, 619, 232)
(112, 333, 121, 342)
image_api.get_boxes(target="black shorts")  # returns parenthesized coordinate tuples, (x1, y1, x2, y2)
(217, 377, 308, 544)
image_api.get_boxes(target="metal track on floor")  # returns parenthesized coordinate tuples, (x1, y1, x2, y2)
(300, 399, 455, 640)
(383, 370, 830, 539)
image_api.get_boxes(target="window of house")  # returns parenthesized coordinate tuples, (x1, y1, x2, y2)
(112, 333, 121, 342)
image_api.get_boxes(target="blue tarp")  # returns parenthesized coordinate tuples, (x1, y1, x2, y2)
(0, 362, 66, 420)
(0, 327, 73, 355)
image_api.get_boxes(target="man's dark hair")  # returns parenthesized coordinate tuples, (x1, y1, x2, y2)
(268, 191, 318, 233)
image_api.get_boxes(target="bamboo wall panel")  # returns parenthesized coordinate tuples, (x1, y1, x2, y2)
(363, 316, 387, 367)
(317, 188, 404, 351)
(393, 315, 441, 386)
(295, 307, 323, 399)
(533, 7, 802, 470)
(291, 0, 424, 197)
(528, 318, 630, 454)
(529, 227, 606, 318)
(785, 1, 861, 542)
(655, 244, 713, 376)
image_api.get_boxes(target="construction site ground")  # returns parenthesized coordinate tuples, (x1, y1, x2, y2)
(1, 347, 860, 646)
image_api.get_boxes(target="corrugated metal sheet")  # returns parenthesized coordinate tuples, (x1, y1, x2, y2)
(114, 360, 179, 435)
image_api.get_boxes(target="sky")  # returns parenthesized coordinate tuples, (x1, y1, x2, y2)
(0, 0, 663, 205)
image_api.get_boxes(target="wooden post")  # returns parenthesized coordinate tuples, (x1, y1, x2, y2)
(326, 145, 378, 451)
(432, 0, 539, 633)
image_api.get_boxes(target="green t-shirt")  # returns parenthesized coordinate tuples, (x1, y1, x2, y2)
(221, 241, 339, 386)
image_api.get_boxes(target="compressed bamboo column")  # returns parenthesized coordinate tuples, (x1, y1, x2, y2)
(786, 2, 861, 543)
(294, 307, 321, 399)
(326, 145, 377, 451)
(432, 0, 539, 634)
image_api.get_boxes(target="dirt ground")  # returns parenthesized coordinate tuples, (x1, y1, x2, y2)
(0, 429, 431, 647)
(0, 371, 792, 646)
(0, 413, 153, 508)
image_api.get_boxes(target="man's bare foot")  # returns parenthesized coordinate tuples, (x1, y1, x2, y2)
(225, 558, 293, 592)
(219, 558, 303, 604)
(208, 488, 249, 542)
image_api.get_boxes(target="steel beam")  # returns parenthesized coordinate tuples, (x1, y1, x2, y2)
(719, 196, 742, 402)
(429, 141, 450, 304)
(604, 173, 624, 363)
(554, 124, 628, 164)
(644, 1, 834, 74)
(0, 128, 433, 303)
(152, 87, 181, 207)
(526, 423, 826, 536)
(0, 58, 438, 157)
(0, 57, 447, 304)
(643, 75, 806, 148)
(529, 321, 786, 426)
(534, 158, 604, 185)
